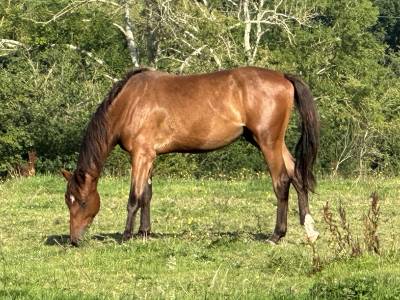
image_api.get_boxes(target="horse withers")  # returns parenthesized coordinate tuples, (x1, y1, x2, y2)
(61, 67, 320, 246)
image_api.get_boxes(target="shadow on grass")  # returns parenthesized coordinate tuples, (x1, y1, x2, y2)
(209, 231, 271, 241)
(44, 232, 127, 246)
(44, 231, 189, 246)
(251, 232, 271, 241)
(45, 230, 272, 247)
(92, 232, 187, 243)
(44, 234, 70, 246)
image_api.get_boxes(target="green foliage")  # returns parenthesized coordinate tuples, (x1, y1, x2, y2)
(0, 0, 399, 176)
(310, 275, 378, 299)
(309, 274, 400, 299)
(373, 0, 400, 51)
(267, 0, 400, 175)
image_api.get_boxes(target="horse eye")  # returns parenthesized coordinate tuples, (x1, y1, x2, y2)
(80, 201, 87, 208)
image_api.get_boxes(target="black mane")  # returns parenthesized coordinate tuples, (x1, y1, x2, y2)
(76, 68, 150, 175)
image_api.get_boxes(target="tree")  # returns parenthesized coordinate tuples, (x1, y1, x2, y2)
(373, 0, 400, 51)
(0, 0, 399, 176)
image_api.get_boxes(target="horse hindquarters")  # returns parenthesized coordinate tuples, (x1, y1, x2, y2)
(243, 75, 294, 243)
(244, 72, 319, 243)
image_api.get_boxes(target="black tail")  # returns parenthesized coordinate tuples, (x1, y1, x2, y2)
(285, 74, 319, 193)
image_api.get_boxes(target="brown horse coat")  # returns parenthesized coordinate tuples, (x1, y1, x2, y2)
(62, 67, 319, 245)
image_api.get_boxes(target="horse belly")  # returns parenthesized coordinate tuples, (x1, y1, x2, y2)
(171, 119, 244, 152)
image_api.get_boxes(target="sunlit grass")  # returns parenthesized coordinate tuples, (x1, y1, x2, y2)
(0, 175, 399, 299)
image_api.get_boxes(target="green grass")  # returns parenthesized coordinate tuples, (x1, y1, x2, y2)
(0, 175, 400, 299)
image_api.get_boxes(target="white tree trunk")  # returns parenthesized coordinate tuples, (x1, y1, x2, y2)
(124, 0, 139, 67)
(243, 0, 252, 65)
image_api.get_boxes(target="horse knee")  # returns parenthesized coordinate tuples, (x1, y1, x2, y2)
(274, 172, 291, 200)
(137, 183, 151, 208)
(127, 200, 139, 213)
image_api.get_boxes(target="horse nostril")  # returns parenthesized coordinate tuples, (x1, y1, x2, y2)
(70, 239, 79, 247)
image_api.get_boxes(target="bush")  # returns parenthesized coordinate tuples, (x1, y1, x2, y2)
(310, 275, 378, 299)
(1, 0, 400, 177)
(308, 274, 400, 299)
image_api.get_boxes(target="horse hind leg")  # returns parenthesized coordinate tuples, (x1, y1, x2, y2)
(258, 141, 291, 244)
(282, 144, 319, 243)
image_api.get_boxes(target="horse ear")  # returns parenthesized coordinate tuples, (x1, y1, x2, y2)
(61, 169, 72, 181)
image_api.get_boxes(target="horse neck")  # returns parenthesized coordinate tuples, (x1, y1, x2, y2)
(78, 142, 115, 179)
(76, 119, 117, 179)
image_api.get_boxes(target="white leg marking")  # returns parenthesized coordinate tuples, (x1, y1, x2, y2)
(304, 214, 319, 243)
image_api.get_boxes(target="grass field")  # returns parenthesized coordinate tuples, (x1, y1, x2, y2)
(0, 175, 400, 299)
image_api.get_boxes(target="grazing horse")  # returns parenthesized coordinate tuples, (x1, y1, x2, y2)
(61, 67, 320, 246)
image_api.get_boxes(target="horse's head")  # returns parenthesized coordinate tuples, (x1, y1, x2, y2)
(61, 169, 100, 246)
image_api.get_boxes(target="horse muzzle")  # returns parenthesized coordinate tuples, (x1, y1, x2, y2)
(70, 226, 88, 247)
(70, 238, 79, 247)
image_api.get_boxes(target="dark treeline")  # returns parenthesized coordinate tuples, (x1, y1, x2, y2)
(0, 0, 399, 177)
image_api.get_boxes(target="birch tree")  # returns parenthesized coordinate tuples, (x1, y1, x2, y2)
(241, 0, 315, 65)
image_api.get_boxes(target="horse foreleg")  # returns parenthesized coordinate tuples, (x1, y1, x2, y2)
(123, 182, 140, 241)
(138, 178, 152, 237)
(123, 148, 155, 241)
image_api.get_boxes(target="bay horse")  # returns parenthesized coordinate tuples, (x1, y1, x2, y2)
(61, 67, 320, 246)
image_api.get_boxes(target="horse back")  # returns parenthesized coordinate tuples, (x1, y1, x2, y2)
(112, 67, 293, 153)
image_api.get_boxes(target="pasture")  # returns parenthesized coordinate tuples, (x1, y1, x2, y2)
(0, 175, 399, 299)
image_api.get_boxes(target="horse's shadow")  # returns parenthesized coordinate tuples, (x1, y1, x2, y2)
(251, 232, 271, 241)
(44, 231, 191, 246)
(44, 233, 123, 246)
(45, 230, 272, 247)
(45, 234, 70, 246)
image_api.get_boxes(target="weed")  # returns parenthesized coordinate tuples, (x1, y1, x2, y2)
(322, 201, 348, 256)
(320, 191, 381, 264)
(306, 237, 322, 273)
(338, 200, 362, 257)
(364, 192, 380, 254)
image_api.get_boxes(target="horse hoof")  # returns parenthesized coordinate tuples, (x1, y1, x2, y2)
(122, 232, 133, 241)
(268, 234, 282, 245)
(137, 230, 151, 239)
(70, 240, 79, 247)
